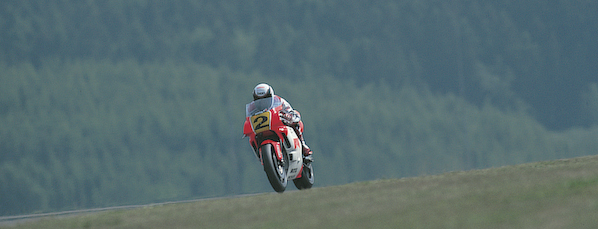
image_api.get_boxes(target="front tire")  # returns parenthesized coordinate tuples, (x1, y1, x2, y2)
(261, 144, 287, 192)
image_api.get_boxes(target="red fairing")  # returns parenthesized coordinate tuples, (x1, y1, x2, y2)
(271, 105, 286, 127)
(243, 117, 254, 137)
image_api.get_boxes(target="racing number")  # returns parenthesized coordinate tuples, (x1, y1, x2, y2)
(251, 112, 270, 133)
(253, 116, 268, 129)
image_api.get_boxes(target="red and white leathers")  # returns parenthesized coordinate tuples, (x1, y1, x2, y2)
(274, 95, 312, 158)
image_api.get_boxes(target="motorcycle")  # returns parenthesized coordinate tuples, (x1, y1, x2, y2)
(243, 96, 314, 192)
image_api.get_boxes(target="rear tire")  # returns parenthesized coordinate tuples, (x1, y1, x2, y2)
(261, 144, 287, 192)
(293, 162, 314, 190)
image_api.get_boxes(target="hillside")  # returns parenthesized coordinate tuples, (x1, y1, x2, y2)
(4, 155, 598, 229)
(2, 0, 597, 129)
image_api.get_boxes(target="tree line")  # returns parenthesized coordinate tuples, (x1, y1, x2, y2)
(2, 0, 597, 129)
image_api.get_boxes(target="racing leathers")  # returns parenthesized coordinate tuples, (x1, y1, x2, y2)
(274, 95, 313, 161)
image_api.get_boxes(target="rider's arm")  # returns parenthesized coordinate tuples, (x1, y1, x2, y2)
(279, 97, 301, 124)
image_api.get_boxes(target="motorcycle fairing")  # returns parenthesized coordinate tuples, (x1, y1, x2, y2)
(243, 97, 304, 180)
(280, 125, 303, 179)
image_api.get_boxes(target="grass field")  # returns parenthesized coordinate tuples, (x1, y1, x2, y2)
(4, 155, 598, 228)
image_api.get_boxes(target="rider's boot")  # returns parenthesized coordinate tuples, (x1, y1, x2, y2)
(302, 142, 313, 163)
(293, 124, 313, 163)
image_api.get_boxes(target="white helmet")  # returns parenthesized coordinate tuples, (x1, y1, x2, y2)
(253, 83, 274, 100)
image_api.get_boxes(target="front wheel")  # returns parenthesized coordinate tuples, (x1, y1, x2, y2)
(261, 144, 287, 192)
(293, 162, 314, 190)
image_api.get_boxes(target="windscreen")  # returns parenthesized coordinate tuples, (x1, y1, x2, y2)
(246, 97, 282, 117)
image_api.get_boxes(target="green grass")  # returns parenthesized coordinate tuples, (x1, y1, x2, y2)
(5, 155, 598, 229)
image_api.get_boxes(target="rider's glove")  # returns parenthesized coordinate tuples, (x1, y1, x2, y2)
(279, 112, 295, 125)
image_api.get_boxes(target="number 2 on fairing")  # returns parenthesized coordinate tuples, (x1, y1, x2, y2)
(251, 111, 270, 133)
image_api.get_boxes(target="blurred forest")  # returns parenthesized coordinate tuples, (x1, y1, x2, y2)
(1, 0, 597, 215)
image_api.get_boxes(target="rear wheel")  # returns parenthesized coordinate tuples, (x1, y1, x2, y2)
(261, 144, 287, 192)
(293, 162, 314, 190)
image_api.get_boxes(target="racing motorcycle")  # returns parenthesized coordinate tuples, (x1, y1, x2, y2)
(243, 96, 314, 192)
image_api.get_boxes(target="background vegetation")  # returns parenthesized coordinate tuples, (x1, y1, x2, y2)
(1, 0, 597, 215)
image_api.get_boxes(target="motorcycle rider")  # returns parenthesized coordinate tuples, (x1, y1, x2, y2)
(251, 83, 313, 163)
